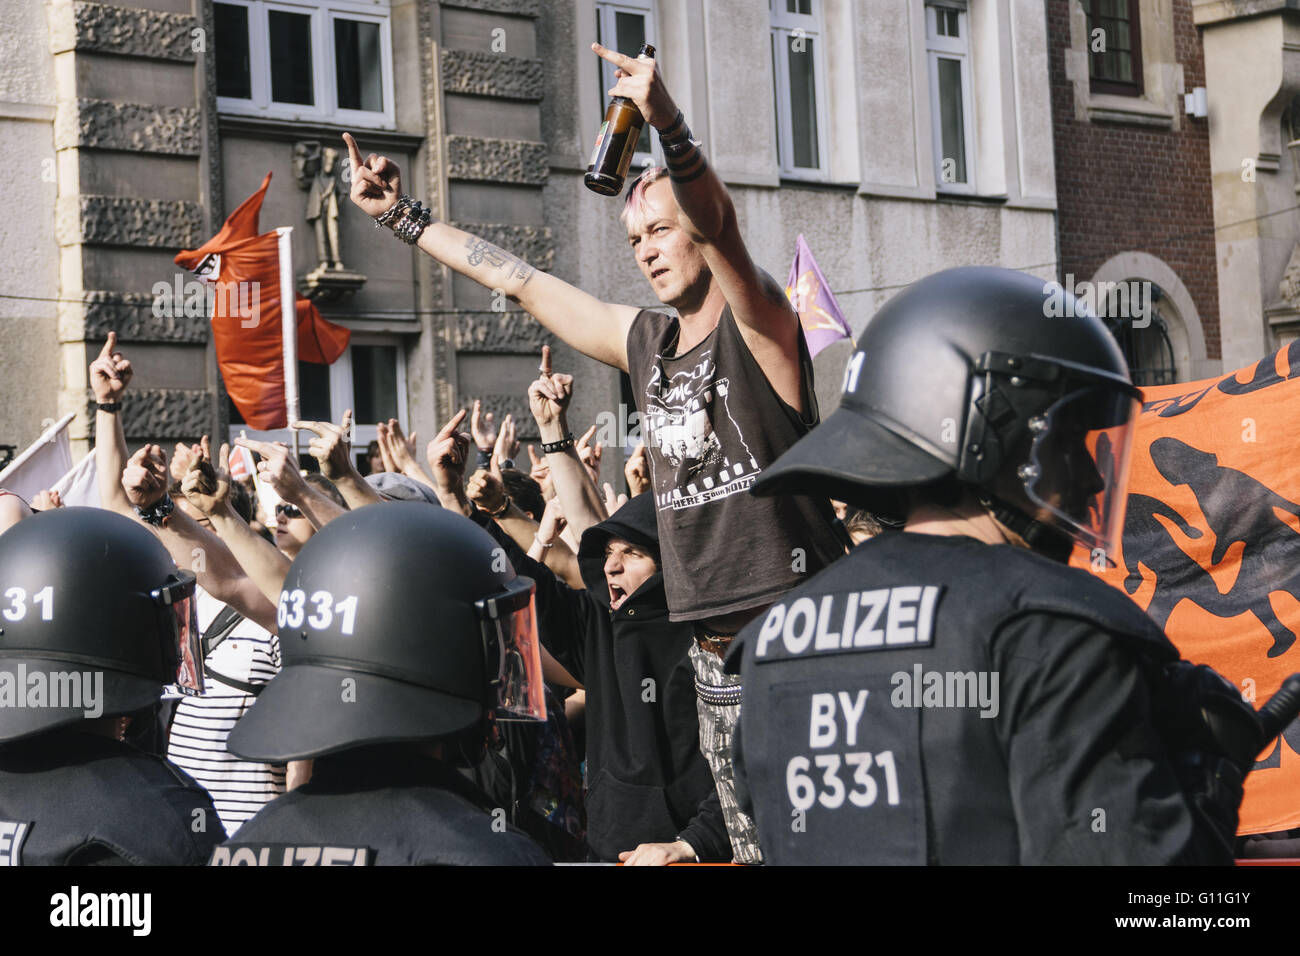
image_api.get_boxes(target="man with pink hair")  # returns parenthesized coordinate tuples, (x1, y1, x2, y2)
(345, 44, 843, 861)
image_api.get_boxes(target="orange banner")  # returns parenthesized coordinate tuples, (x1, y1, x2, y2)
(1072, 343, 1300, 834)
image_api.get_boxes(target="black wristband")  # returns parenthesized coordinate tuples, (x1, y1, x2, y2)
(475, 448, 493, 471)
(540, 434, 575, 454)
(96, 402, 122, 413)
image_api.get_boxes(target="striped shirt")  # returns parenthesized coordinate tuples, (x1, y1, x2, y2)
(166, 588, 285, 836)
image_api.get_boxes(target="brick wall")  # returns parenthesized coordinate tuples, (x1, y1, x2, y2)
(1046, 0, 1220, 360)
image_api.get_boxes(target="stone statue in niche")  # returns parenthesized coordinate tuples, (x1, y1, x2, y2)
(293, 140, 365, 303)
(294, 140, 345, 272)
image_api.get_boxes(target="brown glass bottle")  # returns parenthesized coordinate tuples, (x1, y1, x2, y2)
(585, 42, 655, 196)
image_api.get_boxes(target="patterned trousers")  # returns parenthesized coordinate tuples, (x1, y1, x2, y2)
(688, 640, 763, 864)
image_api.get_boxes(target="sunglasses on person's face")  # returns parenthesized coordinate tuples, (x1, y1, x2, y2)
(276, 503, 302, 520)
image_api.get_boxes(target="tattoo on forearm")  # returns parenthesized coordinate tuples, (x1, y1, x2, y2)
(465, 237, 535, 284)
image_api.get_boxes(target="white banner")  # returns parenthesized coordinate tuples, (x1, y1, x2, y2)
(51, 450, 100, 509)
(0, 413, 76, 501)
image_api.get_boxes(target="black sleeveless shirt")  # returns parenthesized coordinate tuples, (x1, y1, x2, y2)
(625, 306, 844, 623)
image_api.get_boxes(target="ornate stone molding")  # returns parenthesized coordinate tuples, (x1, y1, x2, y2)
(441, 50, 545, 101)
(453, 311, 555, 353)
(58, 196, 203, 248)
(450, 221, 554, 272)
(446, 135, 548, 185)
(80, 291, 209, 344)
(85, 389, 213, 441)
(55, 99, 201, 155)
(439, 0, 540, 17)
(49, 0, 197, 62)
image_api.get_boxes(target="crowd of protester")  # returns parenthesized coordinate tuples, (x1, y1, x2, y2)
(1, 329, 853, 863)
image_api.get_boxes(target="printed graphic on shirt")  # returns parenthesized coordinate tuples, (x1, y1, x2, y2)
(0, 819, 30, 865)
(643, 349, 759, 512)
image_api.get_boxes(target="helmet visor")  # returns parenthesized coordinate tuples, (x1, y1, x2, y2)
(1021, 385, 1139, 557)
(476, 578, 547, 722)
(151, 572, 204, 696)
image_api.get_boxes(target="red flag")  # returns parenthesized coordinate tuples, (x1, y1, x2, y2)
(1070, 344, 1300, 835)
(174, 174, 349, 429)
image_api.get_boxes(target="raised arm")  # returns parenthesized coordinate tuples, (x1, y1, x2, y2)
(182, 438, 291, 608)
(594, 44, 804, 410)
(529, 347, 608, 542)
(292, 411, 384, 511)
(121, 445, 277, 632)
(90, 332, 137, 517)
(342, 132, 638, 372)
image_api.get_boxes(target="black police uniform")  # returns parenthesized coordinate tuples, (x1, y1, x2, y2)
(219, 748, 552, 865)
(0, 730, 222, 865)
(729, 530, 1230, 865)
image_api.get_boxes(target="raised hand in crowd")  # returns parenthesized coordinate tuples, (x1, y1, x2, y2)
(170, 442, 200, 483)
(342, 131, 401, 219)
(527, 444, 554, 501)
(495, 412, 519, 466)
(527, 495, 584, 589)
(426, 408, 473, 513)
(30, 489, 63, 511)
(377, 418, 435, 489)
(183, 436, 290, 606)
(625, 441, 650, 497)
(235, 436, 347, 531)
(121, 445, 169, 510)
(471, 399, 497, 460)
(89, 331, 132, 406)
(94, 339, 276, 631)
(528, 346, 609, 541)
(576, 425, 603, 485)
(603, 482, 627, 516)
(292, 410, 383, 510)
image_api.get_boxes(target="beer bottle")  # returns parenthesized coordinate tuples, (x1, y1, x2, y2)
(585, 42, 655, 196)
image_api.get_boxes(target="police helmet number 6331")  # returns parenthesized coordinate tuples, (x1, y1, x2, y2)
(277, 589, 358, 634)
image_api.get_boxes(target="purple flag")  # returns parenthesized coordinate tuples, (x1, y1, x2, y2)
(784, 234, 853, 358)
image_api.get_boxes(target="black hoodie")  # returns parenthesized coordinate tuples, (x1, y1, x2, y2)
(472, 495, 729, 862)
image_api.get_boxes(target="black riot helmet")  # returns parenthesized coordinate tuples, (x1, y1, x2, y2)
(753, 266, 1142, 560)
(228, 503, 545, 763)
(0, 508, 196, 743)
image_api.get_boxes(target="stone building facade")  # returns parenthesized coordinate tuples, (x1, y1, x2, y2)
(1, 0, 1061, 478)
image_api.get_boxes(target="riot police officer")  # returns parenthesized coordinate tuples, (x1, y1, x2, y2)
(0, 507, 222, 865)
(220, 503, 552, 865)
(727, 266, 1262, 865)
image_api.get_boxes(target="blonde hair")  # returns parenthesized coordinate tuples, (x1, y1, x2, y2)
(620, 166, 669, 235)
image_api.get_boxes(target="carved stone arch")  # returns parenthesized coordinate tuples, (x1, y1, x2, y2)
(1088, 251, 1217, 382)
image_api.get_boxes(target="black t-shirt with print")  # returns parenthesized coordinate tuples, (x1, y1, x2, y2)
(625, 305, 843, 623)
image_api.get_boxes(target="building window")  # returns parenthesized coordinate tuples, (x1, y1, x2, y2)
(214, 0, 395, 128)
(770, 0, 828, 179)
(595, 0, 659, 170)
(1083, 0, 1143, 96)
(227, 336, 407, 470)
(926, 1, 976, 194)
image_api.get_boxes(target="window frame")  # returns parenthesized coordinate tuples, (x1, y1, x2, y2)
(769, 0, 831, 181)
(925, 1, 977, 196)
(1083, 0, 1145, 98)
(227, 334, 409, 461)
(594, 0, 661, 173)
(215, 0, 396, 130)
